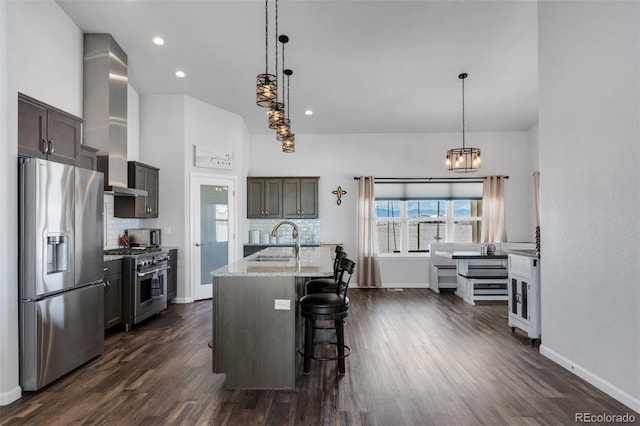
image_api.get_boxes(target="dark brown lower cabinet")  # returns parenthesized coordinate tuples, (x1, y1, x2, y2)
(167, 249, 178, 301)
(103, 259, 123, 330)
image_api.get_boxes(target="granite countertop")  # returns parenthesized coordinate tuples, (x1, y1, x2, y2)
(505, 249, 540, 259)
(104, 254, 124, 261)
(212, 246, 334, 277)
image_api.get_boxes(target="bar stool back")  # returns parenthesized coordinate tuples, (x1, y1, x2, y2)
(299, 257, 356, 374)
(305, 250, 347, 294)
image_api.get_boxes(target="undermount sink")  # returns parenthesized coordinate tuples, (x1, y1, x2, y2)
(253, 255, 294, 262)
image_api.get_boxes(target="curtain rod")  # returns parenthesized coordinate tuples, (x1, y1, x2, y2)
(353, 176, 508, 183)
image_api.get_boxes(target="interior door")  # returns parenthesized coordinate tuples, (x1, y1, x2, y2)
(191, 174, 235, 301)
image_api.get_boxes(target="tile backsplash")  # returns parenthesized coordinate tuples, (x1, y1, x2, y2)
(103, 194, 140, 248)
(247, 219, 321, 244)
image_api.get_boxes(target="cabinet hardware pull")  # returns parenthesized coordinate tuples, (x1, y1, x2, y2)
(48, 139, 54, 154)
(41, 139, 48, 154)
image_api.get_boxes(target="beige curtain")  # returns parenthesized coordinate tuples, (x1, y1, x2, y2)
(481, 176, 507, 242)
(356, 177, 382, 287)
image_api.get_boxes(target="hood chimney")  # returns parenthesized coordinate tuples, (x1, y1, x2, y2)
(83, 33, 146, 197)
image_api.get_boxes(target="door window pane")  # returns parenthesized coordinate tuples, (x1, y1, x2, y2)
(200, 185, 229, 284)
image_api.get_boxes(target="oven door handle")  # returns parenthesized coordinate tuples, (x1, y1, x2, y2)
(137, 266, 169, 277)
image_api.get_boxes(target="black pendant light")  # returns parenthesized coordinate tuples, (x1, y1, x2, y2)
(280, 69, 295, 152)
(446, 73, 481, 172)
(268, 34, 289, 130)
(256, 0, 277, 107)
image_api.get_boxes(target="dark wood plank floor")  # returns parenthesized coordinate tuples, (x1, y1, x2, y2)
(1, 289, 636, 425)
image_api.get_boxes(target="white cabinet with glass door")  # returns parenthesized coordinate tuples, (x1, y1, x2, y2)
(508, 253, 541, 344)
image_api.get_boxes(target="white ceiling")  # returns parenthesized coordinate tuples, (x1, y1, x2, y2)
(56, 0, 539, 136)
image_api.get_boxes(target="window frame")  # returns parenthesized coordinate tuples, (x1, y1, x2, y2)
(375, 199, 482, 257)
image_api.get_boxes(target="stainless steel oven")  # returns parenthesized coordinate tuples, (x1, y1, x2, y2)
(108, 248, 170, 331)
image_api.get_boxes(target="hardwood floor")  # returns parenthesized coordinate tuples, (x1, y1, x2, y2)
(1, 289, 636, 425)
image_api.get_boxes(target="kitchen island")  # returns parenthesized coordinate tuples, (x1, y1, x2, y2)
(210, 246, 334, 389)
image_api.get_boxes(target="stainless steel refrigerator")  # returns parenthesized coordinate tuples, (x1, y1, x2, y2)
(19, 158, 105, 391)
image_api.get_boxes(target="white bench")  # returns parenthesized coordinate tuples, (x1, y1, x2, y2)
(458, 267, 508, 305)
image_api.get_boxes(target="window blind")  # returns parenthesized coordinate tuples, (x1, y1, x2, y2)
(374, 182, 483, 200)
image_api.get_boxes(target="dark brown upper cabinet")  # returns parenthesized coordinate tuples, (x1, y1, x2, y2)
(114, 161, 159, 218)
(18, 93, 82, 166)
(247, 177, 318, 219)
(247, 177, 283, 219)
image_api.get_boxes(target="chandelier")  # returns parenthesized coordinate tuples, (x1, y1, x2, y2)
(446, 73, 481, 172)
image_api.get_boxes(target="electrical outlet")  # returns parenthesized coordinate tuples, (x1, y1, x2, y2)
(274, 299, 291, 310)
(162, 226, 172, 235)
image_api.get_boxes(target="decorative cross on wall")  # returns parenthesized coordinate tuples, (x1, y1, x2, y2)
(332, 186, 347, 205)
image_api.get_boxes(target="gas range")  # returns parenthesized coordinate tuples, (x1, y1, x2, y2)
(104, 246, 170, 331)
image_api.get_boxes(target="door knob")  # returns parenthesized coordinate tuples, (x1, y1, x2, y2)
(195, 242, 203, 247)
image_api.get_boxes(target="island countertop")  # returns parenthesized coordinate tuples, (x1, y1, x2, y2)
(211, 246, 334, 277)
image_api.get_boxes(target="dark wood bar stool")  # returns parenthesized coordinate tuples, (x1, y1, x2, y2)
(299, 257, 356, 375)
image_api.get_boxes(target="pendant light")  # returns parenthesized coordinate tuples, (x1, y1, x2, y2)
(256, 0, 277, 107)
(280, 69, 295, 152)
(268, 34, 289, 130)
(446, 73, 481, 172)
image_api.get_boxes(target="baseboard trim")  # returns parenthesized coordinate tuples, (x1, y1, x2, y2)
(171, 297, 194, 304)
(381, 283, 430, 289)
(0, 385, 22, 406)
(540, 345, 640, 413)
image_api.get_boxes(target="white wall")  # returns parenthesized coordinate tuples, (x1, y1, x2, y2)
(184, 96, 251, 264)
(250, 131, 538, 284)
(127, 84, 140, 162)
(538, 1, 640, 412)
(1, 0, 84, 405)
(0, 0, 20, 407)
(17, 0, 83, 117)
(139, 95, 251, 303)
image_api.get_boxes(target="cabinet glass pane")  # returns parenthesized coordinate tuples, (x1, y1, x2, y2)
(511, 278, 518, 315)
(521, 281, 528, 319)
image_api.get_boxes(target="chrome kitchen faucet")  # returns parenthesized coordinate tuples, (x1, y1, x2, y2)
(271, 221, 300, 261)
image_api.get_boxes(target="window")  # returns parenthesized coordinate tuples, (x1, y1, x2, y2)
(375, 199, 482, 255)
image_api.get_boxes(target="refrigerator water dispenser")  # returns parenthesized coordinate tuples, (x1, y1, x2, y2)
(47, 233, 69, 273)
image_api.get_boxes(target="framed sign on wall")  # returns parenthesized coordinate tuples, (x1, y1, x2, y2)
(194, 145, 234, 170)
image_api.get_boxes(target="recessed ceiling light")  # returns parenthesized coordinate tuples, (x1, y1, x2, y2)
(175, 70, 186, 78)
(152, 36, 165, 46)
(304, 110, 313, 116)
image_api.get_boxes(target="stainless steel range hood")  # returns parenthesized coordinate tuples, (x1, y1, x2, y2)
(83, 33, 147, 197)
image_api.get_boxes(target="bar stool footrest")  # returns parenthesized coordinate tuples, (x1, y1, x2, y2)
(298, 344, 351, 361)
